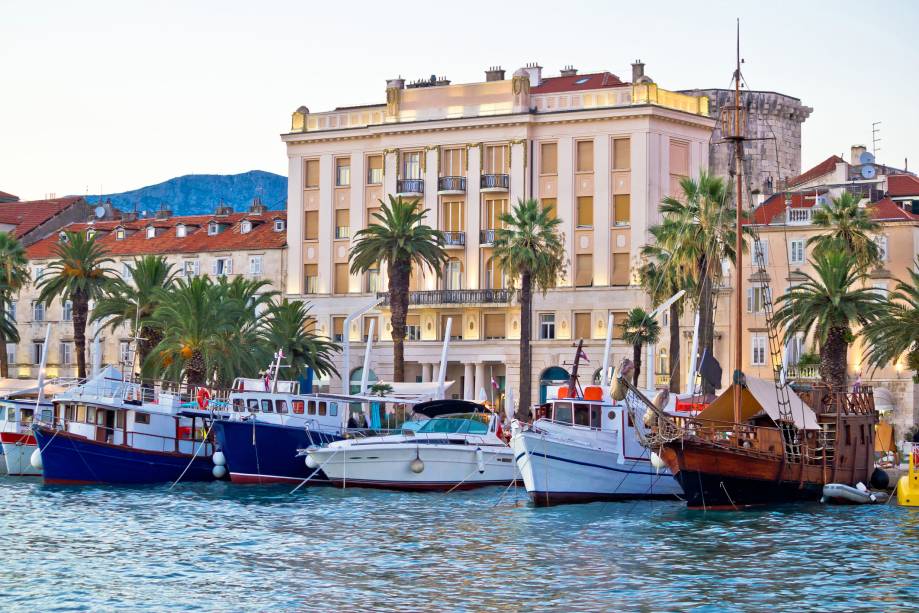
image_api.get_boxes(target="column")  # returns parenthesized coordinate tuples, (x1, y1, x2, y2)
(466, 145, 481, 289)
(317, 153, 334, 293)
(509, 140, 526, 205)
(384, 150, 398, 198)
(421, 363, 432, 382)
(349, 151, 365, 293)
(464, 362, 474, 399)
(474, 362, 486, 400)
(286, 155, 304, 295)
(593, 137, 611, 286)
(556, 137, 574, 286)
(424, 148, 439, 290)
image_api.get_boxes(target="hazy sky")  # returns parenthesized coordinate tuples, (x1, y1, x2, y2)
(2, 0, 917, 201)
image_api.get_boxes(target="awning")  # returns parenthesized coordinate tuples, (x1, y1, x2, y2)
(697, 376, 820, 430)
(0, 378, 70, 399)
(413, 398, 491, 418)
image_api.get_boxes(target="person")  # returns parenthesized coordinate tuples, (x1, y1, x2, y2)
(347, 414, 358, 429)
(853, 371, 862, 393)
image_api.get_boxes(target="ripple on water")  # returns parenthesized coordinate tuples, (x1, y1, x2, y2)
(1, 476, 918, 611)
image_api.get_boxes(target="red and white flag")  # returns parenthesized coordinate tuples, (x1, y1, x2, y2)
(577, 348, 590, 363)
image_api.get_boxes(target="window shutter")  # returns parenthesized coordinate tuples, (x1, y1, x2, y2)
(225, 258, 233, 275)
(746, 288, 753, 312)
(212, 260, 219, 276)
(540, 142, 557, 175)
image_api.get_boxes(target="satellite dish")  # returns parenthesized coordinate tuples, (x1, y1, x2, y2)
(859, 151, 876, 165)
(94, 206, 106, 219)
(861, 165, 877, 179)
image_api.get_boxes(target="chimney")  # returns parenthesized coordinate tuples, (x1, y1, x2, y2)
(386, 77, 405, 90)
(850, 144, 867, 165)
(523, 62, 543, 87)
(120, 211, 137, 222)
(249, 195, 268, 214)
(215, 202, 233, 216)
(631, 60, 646, 83)
(485, 66, 505, 82)
(155, 204, 172, 220)
(560, 65, 577, 77)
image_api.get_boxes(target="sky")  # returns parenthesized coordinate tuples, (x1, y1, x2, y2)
(2, 0, 917, 201)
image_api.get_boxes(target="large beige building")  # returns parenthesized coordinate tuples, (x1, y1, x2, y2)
(9, 200, 287, 379)
(281, 62, 716, 407)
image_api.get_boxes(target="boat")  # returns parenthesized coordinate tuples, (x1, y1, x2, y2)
(31, 366, 218, 485)
(821, 482, 887, 505)
(512, 338, 683, 506)
(304, 399, 516, 491)
(897, 443, 919, 506)
(0, 398, 53, 476)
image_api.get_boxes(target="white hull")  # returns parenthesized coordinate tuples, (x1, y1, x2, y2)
(0, 442, 41, 476)
(511, 429, 681, 505)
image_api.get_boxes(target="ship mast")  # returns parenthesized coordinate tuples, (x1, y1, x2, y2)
(730, 20, 744, 423)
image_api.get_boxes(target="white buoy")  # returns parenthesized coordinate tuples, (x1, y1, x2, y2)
(650, 451, 666, 470)
(212, 464, 227, 479)
(476, 447, 485, 474)
(30, 448, 43, 470)
(410, 455, 424, 474)
(305, 454, 319, 469)
(213, 451, 226, 467)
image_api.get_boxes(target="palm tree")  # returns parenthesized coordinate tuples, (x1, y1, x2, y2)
(773, 251, 882, 390)
(91, 255, 177, 369)
(493, 198, 566, 416)
(349, 195, 447, 382)
(0, 232, 29, 378)
(862, 258, 919, 380)
(647, 171, 740, 393)
(808, 191, 881, 272)
(261, 299, 340, 382)
(37, 231, 115, 378)
(619, 307, 661, 386)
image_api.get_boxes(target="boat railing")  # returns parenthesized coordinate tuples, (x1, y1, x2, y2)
(665, 417, 787, 458)
(53, 419, 214, 456)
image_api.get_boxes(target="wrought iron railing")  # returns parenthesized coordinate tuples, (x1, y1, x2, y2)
(480, 229, 497, 244)
(376, 289, 514, 306)
(438, 176, 466, 192)
(443, 231, 465, 246)
(480, 174, 509, 189)
(397, 178, 424, 194)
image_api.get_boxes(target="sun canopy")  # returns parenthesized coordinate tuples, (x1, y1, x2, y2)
(0, 378, 70, 399)
(697, 376, 820, 430)
(412, 398, 490, 418)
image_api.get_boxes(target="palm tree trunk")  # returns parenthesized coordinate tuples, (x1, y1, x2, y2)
(73, 292, 89, 379)
(0, 330, 8, 379)
(187, 351, 206, 386)
(632, 343, 642, 386)
(669, 303, 680, 393)
(517, 270, 532, 420)
(821, 326, 849, 391)
(388, 260, 410, 383)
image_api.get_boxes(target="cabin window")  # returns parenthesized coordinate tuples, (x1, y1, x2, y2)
(86, 407, 96, 424)
(245, 399, 258, 412)
(232, 398, 244, 412)
(573, 403, 590, 427)
(318, 402, 327, 416)
(276, 400, 289, 414)
(261, 399, 274, 413)
(554, 402, 573, 424)
(76, 405, 86, 422)
(65, 405, 76, 421)
(590, 405, 601, 429)
(135, 412, 150, 425)
(308, 401, 316, 415)
(115, 411, 125, 429)
(5, 408, 14, 422)
(39, 408, 52, 423)
(292, 400, 304, 414)
(329, 402, 338, 417)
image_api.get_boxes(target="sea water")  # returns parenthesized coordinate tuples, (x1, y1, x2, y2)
(1, 476, 917, 611)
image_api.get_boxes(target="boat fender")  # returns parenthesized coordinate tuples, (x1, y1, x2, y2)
(476, 447, 485, 474)
(650, 451, 666, 471)
(212, 464, 227, 479)
(30, 448, 42, 470)
(870, 467, 890, 490)
(856, 482, 868, 493)
(212, 450, 226, 467)
(305, 452, 319, 469)
(410, 452, 424, 474)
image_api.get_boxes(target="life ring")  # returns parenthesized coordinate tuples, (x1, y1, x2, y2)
(197, 388, 212, 410)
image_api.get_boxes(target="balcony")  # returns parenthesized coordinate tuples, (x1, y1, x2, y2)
(480, 174, 509, 192)
(438, 176, 466, 194)
(480, 229, 497, 245)
(787, 208, 813, 225)
(397, 179, 424, 198)
(377, 289, 514, 306)
(443, 231, 465, 248)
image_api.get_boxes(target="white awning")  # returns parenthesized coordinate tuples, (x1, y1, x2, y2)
(698, 376, 821, 430)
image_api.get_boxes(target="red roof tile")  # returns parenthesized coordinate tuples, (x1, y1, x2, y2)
(868, 197, 919, 221)
(26, 211, 287, 260)
(531, 72, 626, 94)
(0, 196, 86, 238)
(886, 174, 919, 197)
(749, 192, 822, 225)
(786, 155, 845, 188)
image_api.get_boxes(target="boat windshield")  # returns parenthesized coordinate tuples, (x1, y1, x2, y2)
(416, 414, 489, 435)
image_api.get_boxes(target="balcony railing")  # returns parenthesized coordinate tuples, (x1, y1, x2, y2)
(438, 176, 466, 192)
(377, 289, 514, 306)
(786, 365, 820, 379)
(480, 174, 509, 190)
(787, 208, 813, 225)
(480, 229, 497, 244)
(443, 231, 465, 247)
(335, 226, 351, 240)
(397, 178, 424, 195)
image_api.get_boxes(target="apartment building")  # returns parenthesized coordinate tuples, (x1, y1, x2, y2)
(282, 61, 715, 407)
(8, 199, 287, 379)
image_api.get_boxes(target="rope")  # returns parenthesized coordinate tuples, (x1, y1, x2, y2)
(168, 418, 215, 490)
(443, 450, 508, 495)
(289, 449, 340, 495)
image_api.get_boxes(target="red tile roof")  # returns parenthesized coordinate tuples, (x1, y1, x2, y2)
(26, 211, 287, 260)
(531, 72, 626, 94)
(749, 192, 822, 225)
(786, 155, 845, 188)
(868, 197, 919, 221)
(0, 196, 86, 238)
(886, 174, 919, 197)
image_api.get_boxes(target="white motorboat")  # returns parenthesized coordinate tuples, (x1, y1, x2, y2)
(305, 399, 516, 491)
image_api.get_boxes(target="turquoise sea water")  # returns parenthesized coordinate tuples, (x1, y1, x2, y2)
(1, 476, 917, 612)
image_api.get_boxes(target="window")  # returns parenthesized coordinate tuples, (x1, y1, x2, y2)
(60, 342, 72, 366)
(213, 257, 233, 277)
(575, 254, 593, 287)
(32, 341, 44, 365)
(176, 224, 187, 238)
(334, 263, 349, 294)
(786, 333, 805, 366)
(484, 257, 505, 290)
(332, 316, 345, 343)
(406, 314, 421, 341)
(612, 253, 630, 286)
(6, 300, 15, 322)
(335, 209, 350, 239)
(576, 196, 593, 227)
(541, 198, 556, 220)
(134, 412, 150, 425)
(574, 312, 591, 340)
(362, 316, 379, 342)
(613, 194, 630, 225)
(576, 140, 594, 172)
(62, 300, 72, 322)
(335, 157, 351, 186)
(86, 229, 95, 240)
(613, 138, 631, 170)
(483, 145, 508, 174)
(483, 313, 506, 339)
(231, 398, 244, 412)
(120, 262, 132, 283)
(367, 155, 383, 184)
(483, 199, 507, 230)
(248, 255, 262, 277)
(276, 400, 289, 414)
(115, 228, 125, 240)
(304, 211, 319, 241)
(247, 399, 259, 413)
(119, 341, 131, 365)
(183, 260, 200, 277)
(746, 287, 772, 313)
(304, 264, 319, 294)
(273, 219, 285, 232)
(292, 400, 304, 414)
(540, 142, 557, 175)
(612, 312, 628, 340)
(5, 343, 14, 366)
(307, 400, 316, 415)
(872, 282, 887, 297)
(402, 151, 422, 179)
(539, 313, 556, 340)
(442, 201, 464, 232)
(146, 226, 156, 239)
(32, 301, 45, 322)
(318, 402, 327, 416)
(207, 222, 219, 236)
(366, 268, 381, 293)
(32, 266, 44, 283)
(752, 239, 769, 266)
(305, 159, 320, 188)
(240, 220, 252, 234)
(789, 239, 805, 265)
(752, 335, 767, 366)
(875, 235, 888, 262)
(441, 148, 464, 176)
(329, 403, 338, 417)
(444, 259, 463, 290)
(261, 399, 274, 413)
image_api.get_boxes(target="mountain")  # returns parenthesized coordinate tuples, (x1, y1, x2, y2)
(86, 170, 287, 216)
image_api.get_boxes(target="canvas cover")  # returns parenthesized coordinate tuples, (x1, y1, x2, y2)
(697, 376, 820, 430)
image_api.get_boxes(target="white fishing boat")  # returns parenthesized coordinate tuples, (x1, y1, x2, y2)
(0, 397, 53, 476)
(304, 399, 516, 491)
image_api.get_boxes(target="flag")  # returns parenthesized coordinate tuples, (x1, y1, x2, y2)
(578, 348, 590, 363)
(699, 350, 722, 390)
(491, 377, 499, 391)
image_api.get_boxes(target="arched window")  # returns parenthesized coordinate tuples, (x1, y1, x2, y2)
(484, 257, 505, 290)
